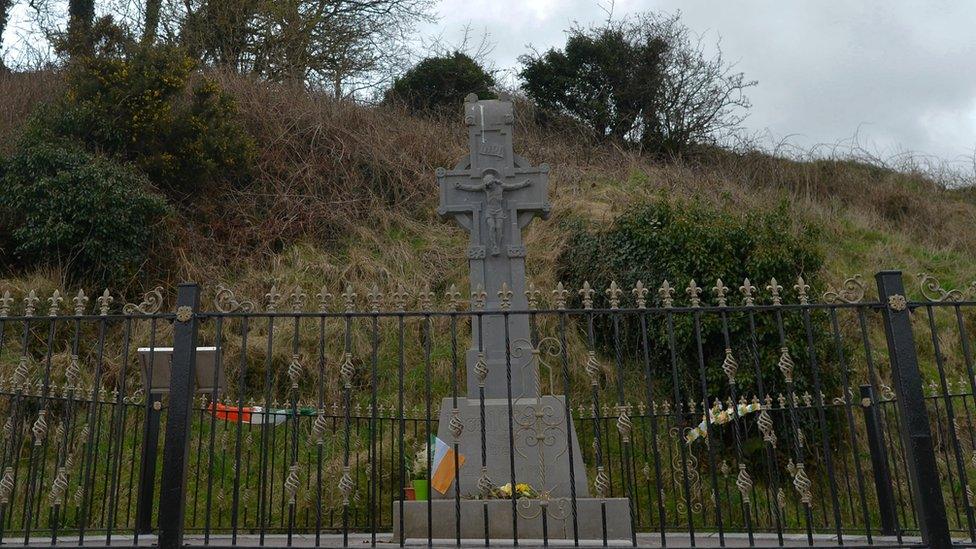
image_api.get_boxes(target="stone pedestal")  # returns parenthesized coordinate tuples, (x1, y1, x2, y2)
(393, 498, 632, 540)
(433, 396, 589, 499)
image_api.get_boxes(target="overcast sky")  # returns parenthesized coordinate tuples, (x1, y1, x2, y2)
(423, 0, 976, 169)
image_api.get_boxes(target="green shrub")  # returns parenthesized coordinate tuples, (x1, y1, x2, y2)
(27, 17, 254, 200)
(0, 140, 169, 285)
(556, 198, 837, 427)
(385, 52, 495, 114)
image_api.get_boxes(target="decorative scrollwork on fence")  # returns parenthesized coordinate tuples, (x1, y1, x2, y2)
(778, 348, 795, 383)
(722, 349, 738, 385)
(213, 285, 254, 313)
(919, 272, 964, 302)
(790, 460, 813, 506)
(123, 287, 163, 315)
(338, 466, 354, 505)
(758, 396, 777, 447)
(284, 463, 300, 504)
(736, 463, 753, 504)
(823, 275, 866, 303)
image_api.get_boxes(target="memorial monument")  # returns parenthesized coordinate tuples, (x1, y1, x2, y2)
(395, 93, 631, 541)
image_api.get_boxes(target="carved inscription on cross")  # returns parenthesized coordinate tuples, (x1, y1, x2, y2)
(436, 93, 551, 398)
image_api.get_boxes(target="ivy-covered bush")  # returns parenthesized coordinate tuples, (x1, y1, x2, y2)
(557, 198, 837, 432)
(385, 52, 495, 114)
(0, 140, 169, 285)
(28, 17, 254, 200)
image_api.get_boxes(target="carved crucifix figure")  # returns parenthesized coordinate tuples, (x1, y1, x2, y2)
(453, 168, 531, 255)
(437, 93, 550, 398)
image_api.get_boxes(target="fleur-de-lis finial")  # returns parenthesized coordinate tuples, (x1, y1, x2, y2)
(0, 291, 12, 317)
(72, 290, 88, 316)
(632, 281, 648, 309)
(606, 281, 622, 309)
(392, 284, 409, 311)
(341, 285, 357, 312)
(552, 282, 569, 310)
(418, 285, 434, 311)
(471, 284, 487, 310)
(315, 287, 333, 313)
(289, 287, 307, 313)
(498, 282, 513, 310)
(47, 290, 63, 316)
(579, 282, 595, 309)
(686, 280, 702, 307)
(367, 285, 383, 313)
(766, 278, 783, 305)
(713, 279, 729, 307)
(739, 279, 756, 306)
(265, 286, 282, 312)
(445, 284, 461, 311)
(24, 290, 39, 317)
(658, 280, 675, 308)
(525, 283, 541, 310)
(97, 290, 113, 316)
(794, 276, 810, 305)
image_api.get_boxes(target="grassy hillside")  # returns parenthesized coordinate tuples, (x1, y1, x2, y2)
(2, 70, 975, 302)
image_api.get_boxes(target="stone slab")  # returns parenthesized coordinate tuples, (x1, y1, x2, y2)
(393, 498, 632, 540)
(433, 396, 589, 499)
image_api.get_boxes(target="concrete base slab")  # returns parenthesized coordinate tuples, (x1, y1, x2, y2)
(393, 498, 632, 540)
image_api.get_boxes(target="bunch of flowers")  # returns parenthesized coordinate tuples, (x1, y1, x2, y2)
(411, 443, 430, 479)
(493, 482, 538, 499)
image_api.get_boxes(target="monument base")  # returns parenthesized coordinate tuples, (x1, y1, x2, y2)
(433, 396, 589, 499)
(393, 498, 632, 540)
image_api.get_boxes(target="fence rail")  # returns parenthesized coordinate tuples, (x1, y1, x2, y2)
(0, 271, 973, 547)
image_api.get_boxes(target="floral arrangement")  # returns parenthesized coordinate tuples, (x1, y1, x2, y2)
(685, 401, 762, 444)
(493, 482, 538, 499)
(411, 443, 430, 479)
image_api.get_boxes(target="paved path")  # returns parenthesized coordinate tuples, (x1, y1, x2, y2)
(12, 532, 929, 548)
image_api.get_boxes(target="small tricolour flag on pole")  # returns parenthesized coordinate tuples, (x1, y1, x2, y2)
(430, 436, 465, 495)
(209, 402, 316, 425)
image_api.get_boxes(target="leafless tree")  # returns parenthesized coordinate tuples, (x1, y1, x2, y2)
(635, 12, 756, 155)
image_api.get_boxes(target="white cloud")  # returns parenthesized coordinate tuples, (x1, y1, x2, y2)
(423, 0, 976, 165)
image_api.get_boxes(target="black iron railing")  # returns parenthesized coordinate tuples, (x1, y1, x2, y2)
(0, 271, 974, 547)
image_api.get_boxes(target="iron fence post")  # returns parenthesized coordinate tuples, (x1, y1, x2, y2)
(859, 384, 898, 536)
(158, 283, 200, 549)
(875, 270, 951, 548)
(135, 392, 163, 534)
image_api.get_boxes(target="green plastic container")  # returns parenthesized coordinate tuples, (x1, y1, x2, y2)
(412, 479, 429, 501)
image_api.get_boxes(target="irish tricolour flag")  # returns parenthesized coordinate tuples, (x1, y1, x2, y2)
(430, 436, 465, 495)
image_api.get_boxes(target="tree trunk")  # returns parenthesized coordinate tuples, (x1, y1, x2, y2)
(66, 0, 95, 56)
(0, 0, 13, 70)
(142, 0, 161, 44)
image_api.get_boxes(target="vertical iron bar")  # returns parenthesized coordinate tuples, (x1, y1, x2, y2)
(135, 393, 162, 534)
(874, 271, 951, 548)
(860, 384, 898, 536)
(157, 283, 201, 549)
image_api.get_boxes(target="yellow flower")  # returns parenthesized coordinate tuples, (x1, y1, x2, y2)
(497, 483, 512, 496)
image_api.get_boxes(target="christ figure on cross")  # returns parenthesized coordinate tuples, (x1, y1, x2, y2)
(453, 168, 531, 256)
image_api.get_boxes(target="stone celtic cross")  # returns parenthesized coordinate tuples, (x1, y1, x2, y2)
(437, 93, 551, 398)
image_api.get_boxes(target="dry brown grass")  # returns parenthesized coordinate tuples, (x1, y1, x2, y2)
(2, 70, 976, 298)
